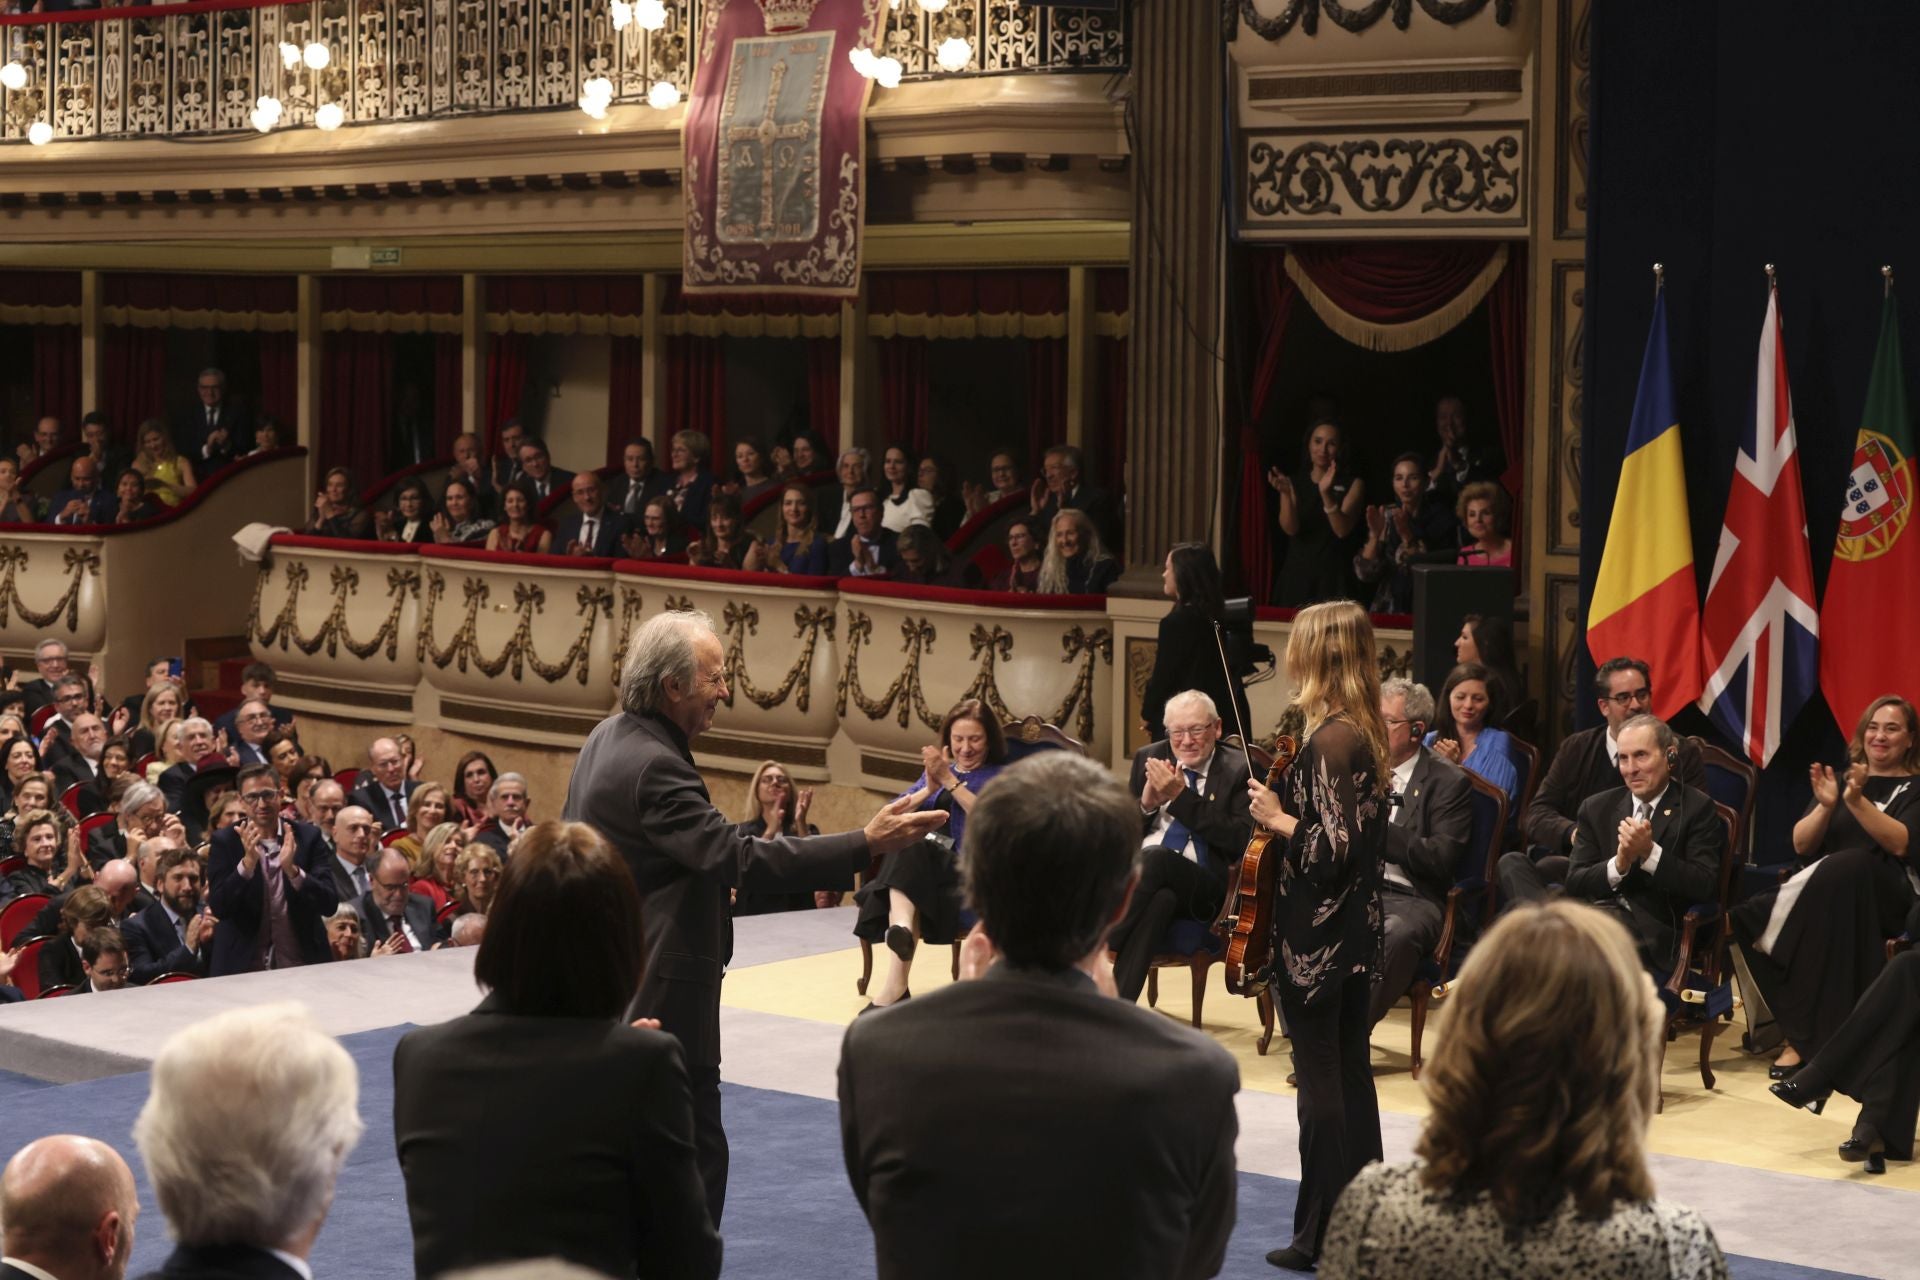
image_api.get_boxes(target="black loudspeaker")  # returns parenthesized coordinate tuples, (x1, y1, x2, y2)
(1409, 565, 1515, 691)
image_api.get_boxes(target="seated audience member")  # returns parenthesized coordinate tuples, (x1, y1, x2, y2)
(387, 782, 450, 865)
(111, 468, 163, 523)
(473, 772, 531, 858)
(249, 414, 284, 455)
(227, 700, 277, 767)
(410, 821, 468, 912)
(1774, 947, 1920, 1174)
(1517, 657, 1705, 890)
(350, 735, 422, 833)
(1319, 900, 1727, 1279)
(916, 455, 966, 540)
(0, 1136, 140, 1280)
(307, 466, 373, 539)
(1516, 715, 1724, 975)
(374, 477, 437, 543)
(18, 858, 141, 944)
(734, 760, 833, 915)
(1427, 392, 1502, 505)
(607, 438, 668, 519)
(132, 1004, 364, 1280)
(393, 819, 721, 1280)
(326, 903, 368, 960)
(1354, 451, 1459, 614)
(556, 471, 624, 557)
(987, 516, 1043, 592)
(828, 487, 900, 578)
(16, 636, 71, 714)
(130, 677, 184, 760)
(17, 414, 61, 466)
(125, 846, 212, 983)
(133, 420, 196, 506)
(47, 454, 116, 526)
(788, 430, 826, 477)
(1028, 443, 1118, 552)
(1735, 694, 1920, 1079)
(0, 455, 38, 522)
(205, 763, 340, 975)
(258, 726, 301, 785)
(450, 749, 498, 827)
(213, 662, 293, 741)
(1138, 543, 1251, 746)
(178, 366, 256, 464)
(840, 751, 1238, 1280)
(4, 808, 73, 902)
(747, 483, 830, 575)
(1107, 689, 1253, 1004)
(76, 927, 129, 993)
(686, 491, 760, 569)
(432, 476, 497, 545)
(358, 847, 438, 954)
(157, 717, 216, 813)
(1455, 480, 1513, 568)
(1455, 612, 1525, 729)
(730, 436, 778, 504)
(455, 844, 504, 917)
(1, 772, 60, 851)
(852, 700, 1010, 1009)
(40, 884, 113, 991)
(665, 428, 717, 529)
(1036, 508, 1119, 595)
(88, 780, 167, 869)
(893, 524, 982, 588)
(1369, 679, 1473, 1025)
(877, 445, 936, 533)
(325, 804, 380, 903)
(828, 447, 871, 538)
(963, 448, 1023, 518)
(491, 419, 528, 491)
(448, 912, 487, 948)
(53, 712, 109, 797)
(1270, 417, 1366, 609)
(486, 479, 552, 554)
(1424, 662, 1522, 805)
(0, 732, 40, 811)
(448, 431, 496, 512)
(622, 495, 689, 560)
(517, 436, 573, 503)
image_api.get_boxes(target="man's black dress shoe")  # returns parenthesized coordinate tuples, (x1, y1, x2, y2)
(1266, 1246, 1315, 1271)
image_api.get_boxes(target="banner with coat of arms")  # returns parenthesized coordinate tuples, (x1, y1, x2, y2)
(682, 0, 887, 298)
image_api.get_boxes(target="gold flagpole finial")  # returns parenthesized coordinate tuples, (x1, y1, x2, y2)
(1765, 263, 1778, 286)
(1884, 264, 1894, 296)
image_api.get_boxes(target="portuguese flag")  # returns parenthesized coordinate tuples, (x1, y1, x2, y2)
(1818, 289, 1919, 730)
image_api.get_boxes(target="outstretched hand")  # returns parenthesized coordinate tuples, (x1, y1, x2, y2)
(863, 786, 948, 855)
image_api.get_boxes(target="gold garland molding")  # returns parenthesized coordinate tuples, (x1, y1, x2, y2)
(722, 602, 836, 713)
(610, 587, 649, 690)
(248, 562, 420, 660)
(418, 571, 611, 686)
(837, 610, 944, 732)
(1283, 243, 1508, 352)
(0, 546, 99, 632)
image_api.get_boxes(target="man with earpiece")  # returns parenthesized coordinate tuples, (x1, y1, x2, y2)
(1558, 714, 1724, 973)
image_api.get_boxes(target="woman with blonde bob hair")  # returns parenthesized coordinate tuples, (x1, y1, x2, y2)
(1321, 900, 1728, 1277)
(1247, 598, 1389, 1269)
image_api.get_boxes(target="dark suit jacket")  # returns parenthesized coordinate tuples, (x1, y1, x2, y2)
(37, 933, 84, 991)
(554, 508, 626, 557)
(124, 899, 209, 983)
(135, 1242, 304, 1280)
(1566, 781, 1724, 971)
(561, 710, 868, 1068)
(53, 752, 102, 798)
(827, 528, 901, 577)
(47, 486, 117, 525)
(1138, 605, 1251, 745)
(1036, 482, 1121, 551)
(1128, 741, 1253, 882)
(348, 778, 418, 833)
(158, 759, 195, 813)
(356, 888, 439, 951)
(393, 994, 722, 1280)
(173, 402, 256, 466)
(15, 676, 55, 714)
(1524, 725, 1706, 853)
(1384, 747, 1475, 904)
(204, 819, 339, 976)
(526, 468, 576, 504)
(211, 703, 294, 744)
(85, 823, 127, 872)
(840, 964, 1238, 1280)
(608, 469, 671, 517)
(323, 851, 373, 906)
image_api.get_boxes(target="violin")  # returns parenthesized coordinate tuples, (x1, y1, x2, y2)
(1217, 733, 1297, 996)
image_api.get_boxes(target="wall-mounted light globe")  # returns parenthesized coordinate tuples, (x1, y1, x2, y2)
(610, 0, 633, 31)
(874, 56, 902, 89)
(316, 102, 345, 130)
(935, 36, 971, 70)
(278, 42, 302, 70)
(920, 0, 948, 11)
(302, 42, 331, 71)
(849, 46, 878, 78)
(635, 0, 668, 30)
(647, 79, 681, 109)
(27, 121, 51, 146)
(0, 63, 27, 92)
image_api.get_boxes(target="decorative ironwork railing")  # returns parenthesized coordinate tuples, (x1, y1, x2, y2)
(0, 0, 1127, 146)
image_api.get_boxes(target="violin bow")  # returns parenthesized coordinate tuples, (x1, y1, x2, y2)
(1211, 620, 1256, 775)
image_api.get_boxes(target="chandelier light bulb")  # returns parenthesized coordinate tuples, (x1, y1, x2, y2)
(935, 36, 971, 70)
(647, 79, 680, 109)
(610, 0, 633, 31)
(315, 102, 344, 130)
(249, 108, 275, 134)
(920, 0, 948, 11)
(302, 42, 331, 70)
(635, 0, 668, 30)
(579, 96, 609, 119)
(874, 56, 902, 89)
(849, 46, 877, 78)
(0, 62, 26, 92)
(583, 76, 613, 101)
(27, 120, 51, 146)
(278, 42, 302, 70)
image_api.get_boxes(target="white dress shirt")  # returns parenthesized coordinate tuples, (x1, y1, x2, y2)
(1383, 753, 1419, 890)
(1606, 784, 1668, 889)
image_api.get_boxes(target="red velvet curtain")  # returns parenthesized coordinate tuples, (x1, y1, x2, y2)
(320, 330, 392, 485)
(434, 333, 463, 456)
(867, 269, 1069, 320)
(485, 334, 528, 451)
(1235, 255, 1298, 604)
(609, 335, 644, 468)
(101, 326, 169, 444)
(1027, 338, 1067, 478)
(257, 330, 297, 425)
(806, 338, 840, 455)
(32, 326, 80, 436)
(1286, 243, 1505, 323)
(1485, 244, 1528, 577)
(666, 335, 728, 465)
(877, 338, 928, 454)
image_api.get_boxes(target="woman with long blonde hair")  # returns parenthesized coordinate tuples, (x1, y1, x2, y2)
(1321, 900, 1727, 1277)
(1247, 598, 1388, 1269)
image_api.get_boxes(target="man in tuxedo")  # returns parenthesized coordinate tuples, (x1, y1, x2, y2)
(827, 448, 870, 538)
(472, 772, 531, 859)
(556, 471, 625, 557)
(828, 487, 900, 577)
(1507, 656, 1705, 900)
(358, 847, 436, 953)
(125, 846, 213, 983)
(324, 804, 379, 904)
(490, 418, 527, 491)
(1560, 715, 1724, 973)
(47, 454, 117, 526)
(1028, 443, 1119, 551)
(1108, 688, 1253, 1003)
(175, 367, 255, 466)
(606, 438, 668, 519)
(1371, 678, 1474, 1025)
(204, 763, 340, 974)
(0, 1135, 140, 1280)
(840, 750, 1239, 1280)
(350, 736, 419, 832)
(15, 637, 71, 715)
(517, 436, 574, 503)
(563, 608, 943, 1224)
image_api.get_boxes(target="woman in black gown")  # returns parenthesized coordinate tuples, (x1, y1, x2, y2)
(1773, 948, 1920, 1174)
(1734, 695, 1920, 1076)
(1269, 418, 1367, 608)
(1246, 598, 1387, 1270)
(1139, 542, 1250, 745)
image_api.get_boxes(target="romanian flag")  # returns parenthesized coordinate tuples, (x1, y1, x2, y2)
(1818, 290, 1919, 730)
(1587, 288, 1704, 719)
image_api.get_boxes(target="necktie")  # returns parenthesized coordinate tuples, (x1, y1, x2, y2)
(1635, 799, 1651, 824)
(583, 516, 596, 548)
(1162, 769, 1210, 868)
(354, 865, 369, 896)
(391, 788, 407, 823)
(206, 407, 215, 430)
(388, 916, 413, 953)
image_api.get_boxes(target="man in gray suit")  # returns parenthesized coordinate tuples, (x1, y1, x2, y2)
(1372, 678, 1475, 1026)
(562, 608, 944, 1224)
(839, 752, 1240, 1280)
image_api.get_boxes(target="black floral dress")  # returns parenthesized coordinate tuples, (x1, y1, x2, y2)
(1273, 717, 1386, 1010)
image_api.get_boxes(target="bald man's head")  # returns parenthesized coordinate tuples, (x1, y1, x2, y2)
(95, 859, 138, 914)
(0, 1135, 138, 1280)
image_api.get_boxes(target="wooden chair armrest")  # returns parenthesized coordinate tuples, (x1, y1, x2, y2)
(1429, 878, 1490, 972)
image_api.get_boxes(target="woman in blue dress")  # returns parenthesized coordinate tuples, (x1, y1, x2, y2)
(1424, 661, 1521, 805)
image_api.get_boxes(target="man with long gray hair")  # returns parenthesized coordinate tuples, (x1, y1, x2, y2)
(563, 608, 947, 1224)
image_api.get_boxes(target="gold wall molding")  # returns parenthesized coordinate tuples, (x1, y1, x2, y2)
(248, 561, 420, 662)
(1241, 123, 1528, 236)
(418, 571, 612, 687)
(0, 546, 99, 633)
(1555, 0, 1591, 239)
(722, 601, 836, 714)
(1548, 261, 1585, 556)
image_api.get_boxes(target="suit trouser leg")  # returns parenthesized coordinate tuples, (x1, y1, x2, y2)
(1370, 888, 1442, 1027)
(1497, 849, 1561, 907)
(1285, 974, 1379, 1258)
(689, 1062, 730, 1225)
(1110, 847, 1226, 1003)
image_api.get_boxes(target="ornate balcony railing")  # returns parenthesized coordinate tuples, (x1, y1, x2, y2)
(0, 0, 1128, 146)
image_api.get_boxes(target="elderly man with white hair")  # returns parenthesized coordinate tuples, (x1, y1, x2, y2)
(562, 608, 947, 1224)
(1106, 688, 1255, 1004)
(157, 716, 218, 816)
(132, 1003, 362, 1280)
(473, 773, 530, 860)
(0, 1134, 140, 1280)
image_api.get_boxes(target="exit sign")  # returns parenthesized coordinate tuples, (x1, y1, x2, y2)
(370, 247, 402, 267)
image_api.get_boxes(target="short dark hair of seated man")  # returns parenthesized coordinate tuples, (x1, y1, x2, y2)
(838, 751, 1241, 1280)
(1107, 688, 1253, 1004)
(828, 486, 899, 577)
(1556, 715, 1724, 972)
(79, 926, 130, 992)
(1370, 677, 1474, 1027)
(0, 1134, 140, 1280)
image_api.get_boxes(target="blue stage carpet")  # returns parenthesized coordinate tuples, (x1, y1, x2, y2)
(0, 1025, 1869, 1279)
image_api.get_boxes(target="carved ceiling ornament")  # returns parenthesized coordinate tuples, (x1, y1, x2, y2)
(1229, 0, 1513, 41)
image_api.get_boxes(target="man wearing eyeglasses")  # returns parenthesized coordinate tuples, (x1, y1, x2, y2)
(827, 486, 899, 577)
(174, 366, 256, 466)
(1107, 688, 1254, 1004)
(205, 763, 339, 975)
(1508, 656, 1706, 896)
(78, 928, 131, 993)
(356, 847, 437, 956)
(228, 699, 276, 767)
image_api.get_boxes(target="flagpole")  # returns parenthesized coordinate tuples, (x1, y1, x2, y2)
(1766, 262, 1777, 292)
(1885, 264, 1894, 298)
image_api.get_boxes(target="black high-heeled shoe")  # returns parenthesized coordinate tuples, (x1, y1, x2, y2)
(1768, 1059, 1804, 1081)
(885, 924, 917, 963)
(1839, 1130, 1887, 1174)
(1768, 1079, 1829, 1115)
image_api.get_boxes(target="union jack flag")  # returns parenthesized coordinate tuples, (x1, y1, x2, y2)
(1698, 279, 1820, 767)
